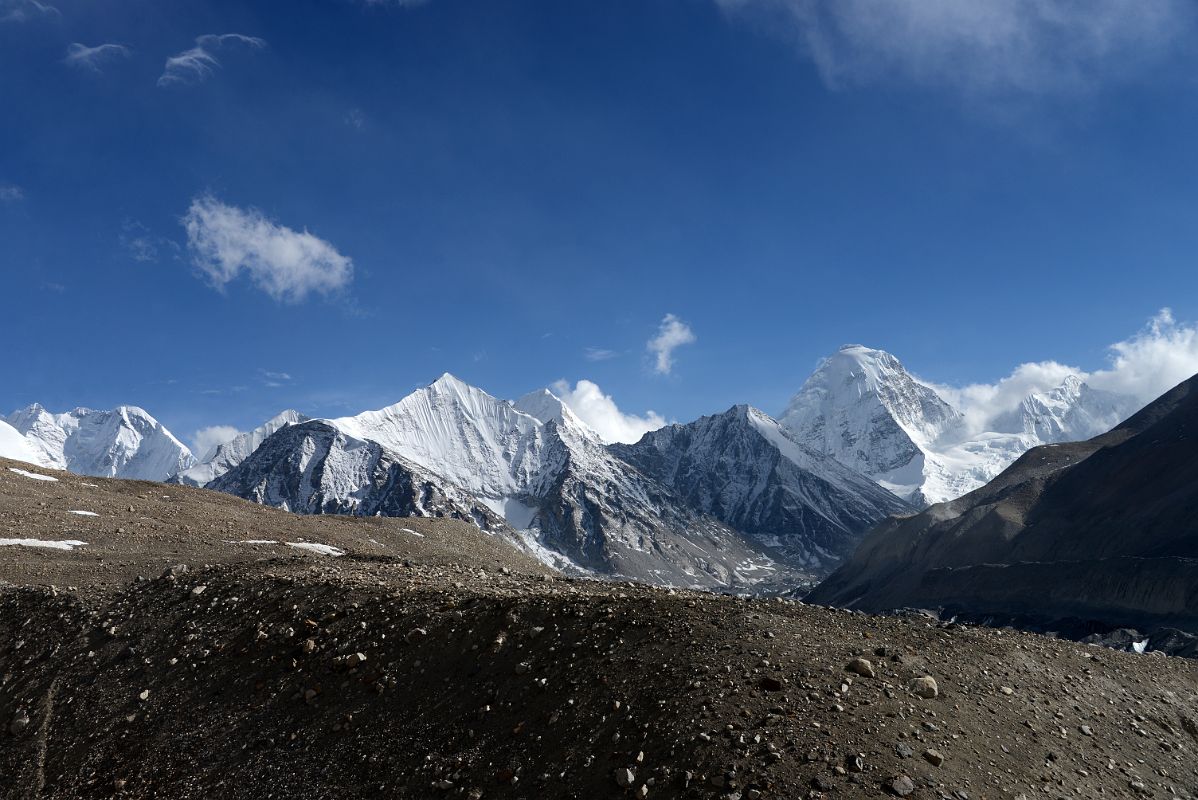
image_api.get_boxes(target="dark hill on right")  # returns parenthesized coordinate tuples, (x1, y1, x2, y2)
(807, 373, 1198, 636)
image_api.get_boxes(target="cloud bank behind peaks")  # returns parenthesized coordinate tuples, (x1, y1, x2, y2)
(647, 314, 696, 375)
(929, 309, 1198, 435)
(158, 33, 265, 87)
(715, 0, 1193, 99)
(182, 195, 353, 303)
(552, 380, 666, 444)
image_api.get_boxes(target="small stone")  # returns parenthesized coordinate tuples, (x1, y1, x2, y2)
(191, 585, 207, 596)
(923, 748, 945, 767)
(759, 676, 784, 692)
(615, 767, 636, 788)
(345, 652, 367, 668)
(909, 675, 939, 699)
(1079, 725, 1093, 736)
(406, 628, 428, 644)
(9, 712, 30, 737)
(888, 774, 916, 797)
(1000, 686, 1014, 696)
(138, 689, 150, 702)
(845, 658, 875, 678)
(514, 662, 530, 675)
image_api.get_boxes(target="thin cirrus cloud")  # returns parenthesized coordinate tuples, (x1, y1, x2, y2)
(551, 379, 667, 445)
(647, 313, 696, 375)
(714, 0, 1194, 100)
(928, 309, 1198, 436)
(158, 33, 265, 88)
(182, 195, 354, 304)
(0, 0, 58, 23)
(0, 184, 23, 202)
(63, 43, 131, 72)
(584, 347, 618, 362)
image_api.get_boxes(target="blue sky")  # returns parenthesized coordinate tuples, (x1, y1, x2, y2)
(4, 0, 1198, 450)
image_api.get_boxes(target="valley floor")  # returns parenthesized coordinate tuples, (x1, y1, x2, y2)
(2, 460, 1196, 799)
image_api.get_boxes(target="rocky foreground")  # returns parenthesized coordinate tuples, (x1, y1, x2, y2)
(2, 460, 1197, 799)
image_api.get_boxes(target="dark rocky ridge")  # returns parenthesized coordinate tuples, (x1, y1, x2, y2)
(808, 373, 1198, 636)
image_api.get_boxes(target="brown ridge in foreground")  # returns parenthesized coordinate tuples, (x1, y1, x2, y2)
(2, 459, 1197, 799)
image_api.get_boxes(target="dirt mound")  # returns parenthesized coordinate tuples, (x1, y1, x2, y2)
(3, 459, 1198, 798)
(4, 558, 1198, 798)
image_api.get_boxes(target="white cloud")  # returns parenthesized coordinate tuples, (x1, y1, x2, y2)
(0, 184, 23, 202)
(182, 195, 354, 303)
(1087, 309, 1198, 402)
(715, 0, 1192, 100)
(0, 0, 58, 23)
(551, 379, 667, 444)
(192, 425, 240, 458)
(64, 43, 130, 72)
(928, 309, 1198, 433)
(647, 314, 696, 375)
(158, 33, 265, 88)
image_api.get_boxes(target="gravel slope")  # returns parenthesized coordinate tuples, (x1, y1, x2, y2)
(2, 458, 1197, 799)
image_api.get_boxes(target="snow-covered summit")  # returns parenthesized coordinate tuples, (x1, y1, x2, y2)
(0, 419, 46, 467)
(173, 409, 310, 487)
(780, 346, 1139, 505)
(5, 404, 194, 481)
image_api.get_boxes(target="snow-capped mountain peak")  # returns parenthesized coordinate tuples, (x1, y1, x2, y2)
(173, 409, 310, 487)
(781, 347, 1140, 506)
(5, 404, 194, 481)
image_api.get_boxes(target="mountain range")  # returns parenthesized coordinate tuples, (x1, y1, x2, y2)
(780, 345, 1138, 504)
(0, 344, 1152, 594)
(808, 371, 1198, 637)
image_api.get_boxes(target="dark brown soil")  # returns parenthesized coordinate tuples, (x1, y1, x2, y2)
(2, 459, 1197, 799)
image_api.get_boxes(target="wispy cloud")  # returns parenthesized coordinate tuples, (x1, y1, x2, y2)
(715, 0, 1193, 102)
(192, 425, 241, 458)
(584, 347, 618, 362)
(64, 42, 131, 72)
(158, 33, 266, 88)
(552, 379, 667, 444)
(930, 309, 1198, 434)
(0, 0, 58, 23)
(647, 313, 696, 375)
(345, 108, 365, 130)
(0, 184, 23, 202)
(259, 369, 293, 388)
(120, 219, 180, 263)
(182, 195, 354, 303)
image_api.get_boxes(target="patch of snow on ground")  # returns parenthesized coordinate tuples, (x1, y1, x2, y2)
(400, 527, 425, 538)
(67, 510, 99, 517)
(8, 467, 58, 482)
(80, 482, 99, 487)
(231, 539, 278, 545)
(285, 542, 345, 557)
(1133, 639, 1149, 654)
(0, 538, 87, 551)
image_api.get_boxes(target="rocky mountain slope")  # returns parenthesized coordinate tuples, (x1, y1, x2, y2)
(781, 345, 1138, 505)
(611, 404, 912, 571)
(5, 404, 195, 481)
(2, 460, 1198, 799)
(210, 402, 804, 591)
(211, 377, 903, 591)
(172, 409, 309, 487)
(807, 373, 1198, 638)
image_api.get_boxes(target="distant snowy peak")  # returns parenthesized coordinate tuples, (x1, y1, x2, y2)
(332, 373, 548, 514)
(781, 346, 1141, 506)
(612, 404, 912, 569)
(4, 404, 194, 481)
(0, 419, 46, 467)
(173, 409, 310, 487)
(779, 345, 961, 480)
(994, 376, 1136, 442)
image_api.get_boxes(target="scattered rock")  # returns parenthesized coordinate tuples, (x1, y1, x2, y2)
(910, 675, 939, 699)
(845, 658, 875, 678)
(888, 774, 916, 796)
(615, 767, 636, 788)
(923, 748, 944, 766)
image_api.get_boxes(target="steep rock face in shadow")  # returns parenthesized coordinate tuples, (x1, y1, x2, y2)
(808, 374, 1198, 633)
